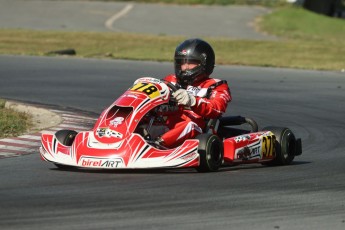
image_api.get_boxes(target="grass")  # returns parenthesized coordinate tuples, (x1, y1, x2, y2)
(261, 6, 345, 41)
(0, 5, 344, 71)
(0, 5, 344, 70)
(0, 99, 31, 138)
(99, 0, 290, 7)
(258, 6, 345, 70)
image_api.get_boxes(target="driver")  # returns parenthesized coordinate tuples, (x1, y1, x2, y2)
(157, 38, 231, 148)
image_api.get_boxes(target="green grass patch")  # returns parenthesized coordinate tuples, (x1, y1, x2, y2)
(101, 0, 290, 7)
(0, 16, 344, 71)
(260, 6, 345, 41)
(0, 99, 5, 109)
(0, 5, 344, 71)
(0, 99, 31, 138)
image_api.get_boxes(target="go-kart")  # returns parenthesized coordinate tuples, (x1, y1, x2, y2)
(40, 77, 302, 172)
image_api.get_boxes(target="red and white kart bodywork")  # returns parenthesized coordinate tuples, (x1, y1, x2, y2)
(40, 77, 302, 172)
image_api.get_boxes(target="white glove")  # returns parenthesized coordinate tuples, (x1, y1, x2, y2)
(172, 89, 196, 107)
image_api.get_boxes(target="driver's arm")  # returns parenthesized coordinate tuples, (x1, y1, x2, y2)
(192, 83, 231, 119)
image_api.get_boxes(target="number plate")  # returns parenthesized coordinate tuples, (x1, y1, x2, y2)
(130, 82, 160, 99)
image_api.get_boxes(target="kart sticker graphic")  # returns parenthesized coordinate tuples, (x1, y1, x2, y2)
(40, 77, 302, 172)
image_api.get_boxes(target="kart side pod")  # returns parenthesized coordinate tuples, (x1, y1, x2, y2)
(223, 126, 302, 166)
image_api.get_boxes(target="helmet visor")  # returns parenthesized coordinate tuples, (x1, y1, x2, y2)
(175, 58, 200, 65)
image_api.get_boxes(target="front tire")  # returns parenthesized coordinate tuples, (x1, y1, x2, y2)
(196, 134, 223, 172)
(262, 126, 296, 166)
(55, 129, 77, 146)
(54, 130, 77, 169)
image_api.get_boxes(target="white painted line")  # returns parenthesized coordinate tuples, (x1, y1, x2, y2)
(39, 130, 55, 135)
(44, 127, 89, 132)
(63, 116, 97, 123)
(0, 153, 19, 157)
(48, 109, 66, 114)
(0, 145, 37, 152)
(61, 114, 96, 121)
(105, 3, 134, 30)
(58, 124, 91, 130)
(0, 152, 27, 157)
(16, 135, 41, 141)
(0, 139, 40, 146)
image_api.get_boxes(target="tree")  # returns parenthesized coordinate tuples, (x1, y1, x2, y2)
(303, 0, 343, 17)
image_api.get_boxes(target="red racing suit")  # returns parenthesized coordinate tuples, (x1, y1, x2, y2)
(160, 74, 231, 148)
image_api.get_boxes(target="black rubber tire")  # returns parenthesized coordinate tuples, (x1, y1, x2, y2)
(262, 126, 296, 166)
(54, 130, 77, 169)
(196, 134, 223, 172)
(55, 130, 77, 146)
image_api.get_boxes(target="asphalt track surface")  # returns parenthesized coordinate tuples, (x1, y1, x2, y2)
(0, 0, 276, 40)
(1, 55, 345, 230)
(0, 1, 344, 229)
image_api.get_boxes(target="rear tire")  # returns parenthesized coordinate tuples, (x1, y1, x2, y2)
(262, 126, 296, 166)
(54, 130, 77, 169)
(196, 134, 223, 172)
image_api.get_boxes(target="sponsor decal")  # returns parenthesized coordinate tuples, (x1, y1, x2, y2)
(96, 128, 123, 138)
(110, 117, 124, 127)
(234, 134, 251, 143)
(80, 157, 123, 168)
(236, 140, 261, 160)
(123, 93, 138, 99)
(251, 146, 261, 157)
(237, 147, 251, 160)
(180, 152, 198, 162)
(135, 77, 161, 84)
(178, 49, 188, 55)
(186, 85, 200, 96)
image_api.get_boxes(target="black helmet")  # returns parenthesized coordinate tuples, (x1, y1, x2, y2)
(174, 38, 215, 86)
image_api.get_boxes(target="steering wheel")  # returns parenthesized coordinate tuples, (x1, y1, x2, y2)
(159, 78, 181, 92)
(163, 80, 178, 93)
(159, 79, 182, 106)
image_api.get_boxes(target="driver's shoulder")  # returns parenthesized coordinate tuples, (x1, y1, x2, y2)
(199, 78, 226, 88)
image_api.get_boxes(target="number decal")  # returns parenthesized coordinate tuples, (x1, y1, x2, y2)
(142, 85, 158, 95)
(131, 82, 148, 91)
(262, 135, 276, 158)
(130, 83, 160, 99)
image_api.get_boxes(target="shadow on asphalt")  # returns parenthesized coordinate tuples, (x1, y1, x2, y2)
(48, 160, 311, 174)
